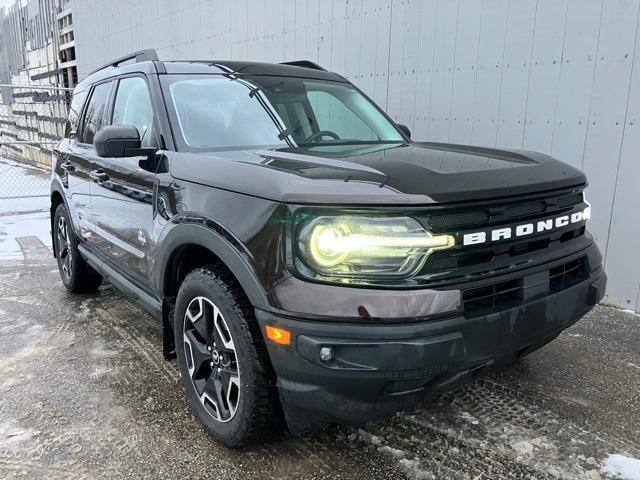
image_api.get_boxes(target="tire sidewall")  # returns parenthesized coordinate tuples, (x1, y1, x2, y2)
(53, 204, 80, 290)
(174, 271, 261, 447)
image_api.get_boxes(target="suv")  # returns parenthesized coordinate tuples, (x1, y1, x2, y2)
(51, 49, 606, 447)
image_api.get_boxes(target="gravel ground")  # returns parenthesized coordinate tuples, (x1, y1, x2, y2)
(0, 226, 639, 479)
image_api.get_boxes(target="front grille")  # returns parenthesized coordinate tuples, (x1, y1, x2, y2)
(505, 200, 546, 217)
(427, 226, 586, 272)
(417, 187, 587, 285)
(427, 192, 582, 231)
(549, 257, 590, 293)
(426, 190, 583, 233)
(462, 256, 590, 318)
(428, 210, 489, 229)
(462, 278, 523, 317)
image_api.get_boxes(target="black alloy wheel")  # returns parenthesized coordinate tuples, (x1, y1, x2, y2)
(183, 295, 241, 422)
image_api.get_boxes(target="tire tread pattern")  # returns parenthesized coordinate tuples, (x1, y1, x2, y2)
(176, 266, 281, 447)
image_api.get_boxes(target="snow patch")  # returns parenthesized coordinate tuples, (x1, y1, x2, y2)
(0, 157, 51, 259)
(0, 210, 51, 260)
(601, 454, 640, 480)
(0, 196, 49, 214)
(357, 428, 382, 446)
(378, 445, 406, 459)
(461, 411, 480, 425)
(398, 458, 434, 480)
(359, 430, 433, 479)
(0, 419, 36, 448)
(509, 437, 551, 457)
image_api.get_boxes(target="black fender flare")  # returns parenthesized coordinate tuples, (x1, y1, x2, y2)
(155, 222, 270, 311)
(49, 178, 71, 258)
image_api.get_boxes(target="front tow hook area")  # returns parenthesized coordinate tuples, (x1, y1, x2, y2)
(296, 331, 465, 372)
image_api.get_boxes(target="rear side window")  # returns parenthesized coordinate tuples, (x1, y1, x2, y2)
(81, 81, 113, 144)
(64, 89, 88, 139)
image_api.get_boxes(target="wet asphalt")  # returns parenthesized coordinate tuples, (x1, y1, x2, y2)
(0, 233, 639, 480)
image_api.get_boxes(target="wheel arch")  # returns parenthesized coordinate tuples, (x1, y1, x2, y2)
(157, 223, 271, 360)
(158, 223, 269, 310)
(50, 187, 67, 258)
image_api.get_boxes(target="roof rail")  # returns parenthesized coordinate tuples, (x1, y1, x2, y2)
(89, 49, 159, 76)
(280, 60, 327, 71)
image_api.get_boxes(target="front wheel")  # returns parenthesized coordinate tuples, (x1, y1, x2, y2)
(174, 267, 280, 447)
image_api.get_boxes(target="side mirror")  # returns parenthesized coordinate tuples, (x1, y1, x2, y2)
(396, 123, 411, 140)
(94, 125, 141, 157)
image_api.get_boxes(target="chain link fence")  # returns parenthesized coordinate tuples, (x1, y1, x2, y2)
(0, 84, 72, 199)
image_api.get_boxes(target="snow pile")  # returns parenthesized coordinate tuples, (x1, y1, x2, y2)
(601, 454, 640, 480)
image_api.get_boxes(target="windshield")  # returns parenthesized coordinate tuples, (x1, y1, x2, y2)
(162, 75, 404, 151)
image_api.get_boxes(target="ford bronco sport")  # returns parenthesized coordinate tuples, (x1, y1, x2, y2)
(51, 49, 606, 447)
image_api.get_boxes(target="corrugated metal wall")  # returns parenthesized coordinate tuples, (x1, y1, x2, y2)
(73, 0, 640, 312)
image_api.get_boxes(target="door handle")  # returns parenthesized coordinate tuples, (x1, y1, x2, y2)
(61, 161, 75, 172)
(90, 169, 110, 182)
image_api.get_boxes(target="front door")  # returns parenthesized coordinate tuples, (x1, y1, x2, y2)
(70, 79, 115, 244)
(88, 75, 159, 285)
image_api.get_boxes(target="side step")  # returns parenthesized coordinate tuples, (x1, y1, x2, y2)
(78, 244, 162, 318)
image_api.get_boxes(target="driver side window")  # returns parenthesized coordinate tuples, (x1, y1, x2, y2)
(112, 77, 157, 147)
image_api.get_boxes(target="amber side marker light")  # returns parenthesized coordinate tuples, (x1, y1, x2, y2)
(265, 325, 291, 346)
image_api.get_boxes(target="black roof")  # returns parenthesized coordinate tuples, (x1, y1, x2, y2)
(76, 53, 347, 91)
(162, 60, 346, 81)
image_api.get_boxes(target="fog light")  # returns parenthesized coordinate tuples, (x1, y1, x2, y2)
(319, 346, 334, 362)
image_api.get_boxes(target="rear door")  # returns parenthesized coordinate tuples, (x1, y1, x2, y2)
(88, 75, 159, 284)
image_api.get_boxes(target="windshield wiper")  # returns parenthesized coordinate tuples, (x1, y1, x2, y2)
(296, 140, 404, 146)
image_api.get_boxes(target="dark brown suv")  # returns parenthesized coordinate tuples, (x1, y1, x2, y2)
(51, 49, 606, 447)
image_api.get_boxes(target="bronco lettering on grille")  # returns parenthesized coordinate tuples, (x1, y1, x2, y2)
(462, 205, 590, 246)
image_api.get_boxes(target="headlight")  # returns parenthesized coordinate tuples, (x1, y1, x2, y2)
(296, 215, 454, 280)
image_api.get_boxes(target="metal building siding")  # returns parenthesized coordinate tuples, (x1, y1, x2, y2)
(448, 0, 482, 145)
(602, 2, 640, 312)
(72, 0, 640, 312)
(495, 1, 537, 150)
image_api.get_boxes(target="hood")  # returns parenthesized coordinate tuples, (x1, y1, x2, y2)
(169, 142, 586, 205)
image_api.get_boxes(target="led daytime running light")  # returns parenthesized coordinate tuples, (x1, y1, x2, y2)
(306, 220, 455, 270)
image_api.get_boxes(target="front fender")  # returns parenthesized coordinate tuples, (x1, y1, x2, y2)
(155, 221, 270, 310)
(50, 177, 72, 258)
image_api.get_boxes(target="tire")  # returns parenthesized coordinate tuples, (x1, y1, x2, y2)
(174, 267, 280, 447)
(53, 203, 102, 293)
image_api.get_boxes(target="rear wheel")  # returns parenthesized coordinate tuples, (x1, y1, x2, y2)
(174, 267, 279, 447)
(53, 203, 102, 292)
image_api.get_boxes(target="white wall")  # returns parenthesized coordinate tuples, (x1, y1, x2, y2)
(73, 0, 640, 312)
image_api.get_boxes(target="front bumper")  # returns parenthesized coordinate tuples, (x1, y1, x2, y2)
(256, 245, 606, 433)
